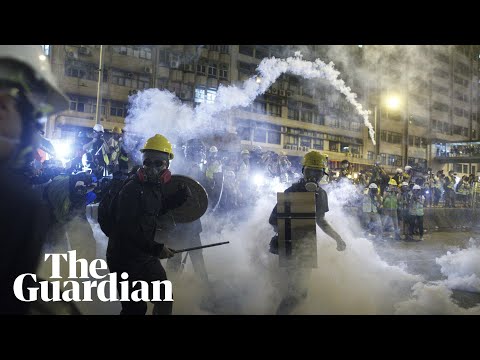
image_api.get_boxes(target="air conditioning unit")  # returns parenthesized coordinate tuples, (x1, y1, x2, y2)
(291, 145, 298, 150)
(78, 46, 91, 56)
(66, 50, 76, 59)
(286, 90, 293, 97)
(279, 90, 286, 97)
(170, 60, 180, 69)
(127, 72, 134, 78)
(143, 66, 152, 74)
(271, 88, 278, 94)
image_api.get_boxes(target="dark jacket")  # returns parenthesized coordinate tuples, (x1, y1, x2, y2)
(106, 177, 185, 266)
(269, 179, 343, 246)
(269, 179, 329, 227)
(0, 167, 50, 314)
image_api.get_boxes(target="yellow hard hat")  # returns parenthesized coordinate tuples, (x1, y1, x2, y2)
(140, 134, 174, 159)
(388, 178, 398, 186)
(302, 151, 327, 170)
(112, 126, 122, 134)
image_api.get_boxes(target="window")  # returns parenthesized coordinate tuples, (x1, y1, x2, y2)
(219, 45, 230, 54)
(255, 47, 268, 59)
(301, 110, 313, 123)
(207, 45, 220, 52)
(329, 141, 339, 152)
(238, 61, 256, 76)
(367, 151, 374, 160)
(433, 101, 449, 112)
(68, 95, 105, 115)
(388, 154, 402, 167)
(432, 83, 449, 96)
(111, 70, 138, 88)
(382, 130, 402, 144)
(433, 68, 449, 79)
(300, 137, 311, 148)
(138, 75, 150, 90)
(206, 88, 217, 104)
(110, 101, 127, 117)
(285, 135, 297, 145)
(113, 45, 151, 60)
(65, 60, 98, 81)
(252, 100, 266, 114)
(313, 139, 324, 150)
(237, 126, 251, 141)
(239, 45, 254, 57)
(463, 127, 469, 137)
(380, 153, 386, 165)
(253, 128, 267, 143)
(454, 75, 469, 88)
(195, 86, 206, 103)
(196, 62, 207, 75)
(269, 103, 281, 117)
(219, 64, 229, 79)
(268, 131, 281, 144)
(434, 52, 449, 64)
(158, 49, 169, 66)
(208, 63, 217, 77)
(313, 113, 325, 126)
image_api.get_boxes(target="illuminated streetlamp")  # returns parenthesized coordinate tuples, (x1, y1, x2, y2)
(373, 95, 402, 161)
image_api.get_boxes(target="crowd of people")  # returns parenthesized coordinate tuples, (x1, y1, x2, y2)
(436, 144, 480, 157)
(2, 45, 479, 316)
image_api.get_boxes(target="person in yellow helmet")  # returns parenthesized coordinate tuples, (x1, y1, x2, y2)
(0, 45, 71, 314)
(106, 133, 191, 315)
(268, 150, 346, 314)
(107, 126, 128, 175)
(382, 178, 401, 240)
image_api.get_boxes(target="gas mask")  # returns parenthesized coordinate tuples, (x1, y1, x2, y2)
(143, 158, 171, 184)
(304, 167, 324, 192)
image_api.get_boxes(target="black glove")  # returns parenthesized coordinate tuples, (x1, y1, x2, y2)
(165, 183, 192, 210)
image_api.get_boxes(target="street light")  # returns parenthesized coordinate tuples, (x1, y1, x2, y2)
(373, 95, 401, 162)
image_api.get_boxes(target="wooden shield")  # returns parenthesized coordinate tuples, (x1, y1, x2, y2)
(277, 192, 317, 268)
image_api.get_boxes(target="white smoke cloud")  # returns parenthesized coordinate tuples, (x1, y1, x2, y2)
(436, 238, 480, 293)
(125, 51, 376, 150)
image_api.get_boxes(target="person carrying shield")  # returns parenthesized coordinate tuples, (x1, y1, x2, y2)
(106, 134, 191, 315)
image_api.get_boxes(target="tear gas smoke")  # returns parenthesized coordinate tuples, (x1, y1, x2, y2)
(38, 179, 480, 314)
(125, 51, 376, 148)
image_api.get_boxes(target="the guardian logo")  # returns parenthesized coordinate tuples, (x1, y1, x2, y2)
(13, 251, 173, 302)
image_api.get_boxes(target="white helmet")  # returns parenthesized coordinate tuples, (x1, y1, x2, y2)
(209, 146, 218, 153)
(412, 184, 421, 190)
(405, 165, 412, 171)
(93, 124, 104, 133)
(368, 183, 378, 189)
(241, 149, 250, 155)
(401, 182, 409, 186)
(0, 45, 68, 114)
(396, 168, 403, 173)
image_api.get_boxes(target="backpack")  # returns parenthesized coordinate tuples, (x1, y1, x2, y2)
(98, 175, 135, 237)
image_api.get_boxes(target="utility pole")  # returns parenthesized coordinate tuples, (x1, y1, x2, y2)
(95, 45, 104, 124)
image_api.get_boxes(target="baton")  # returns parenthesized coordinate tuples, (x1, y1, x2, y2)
(172, 241, 230, 254)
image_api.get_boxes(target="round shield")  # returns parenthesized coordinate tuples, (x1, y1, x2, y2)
(163, 174, 208, 223)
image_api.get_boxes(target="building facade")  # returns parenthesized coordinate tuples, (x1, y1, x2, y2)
(43, 45, 480, 176)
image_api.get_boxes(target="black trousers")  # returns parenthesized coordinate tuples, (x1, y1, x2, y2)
(107, 257, 173, 315)
(408, 215, 424, 237)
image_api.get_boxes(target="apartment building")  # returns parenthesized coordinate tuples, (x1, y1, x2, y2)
(43, 45, 480, 175)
